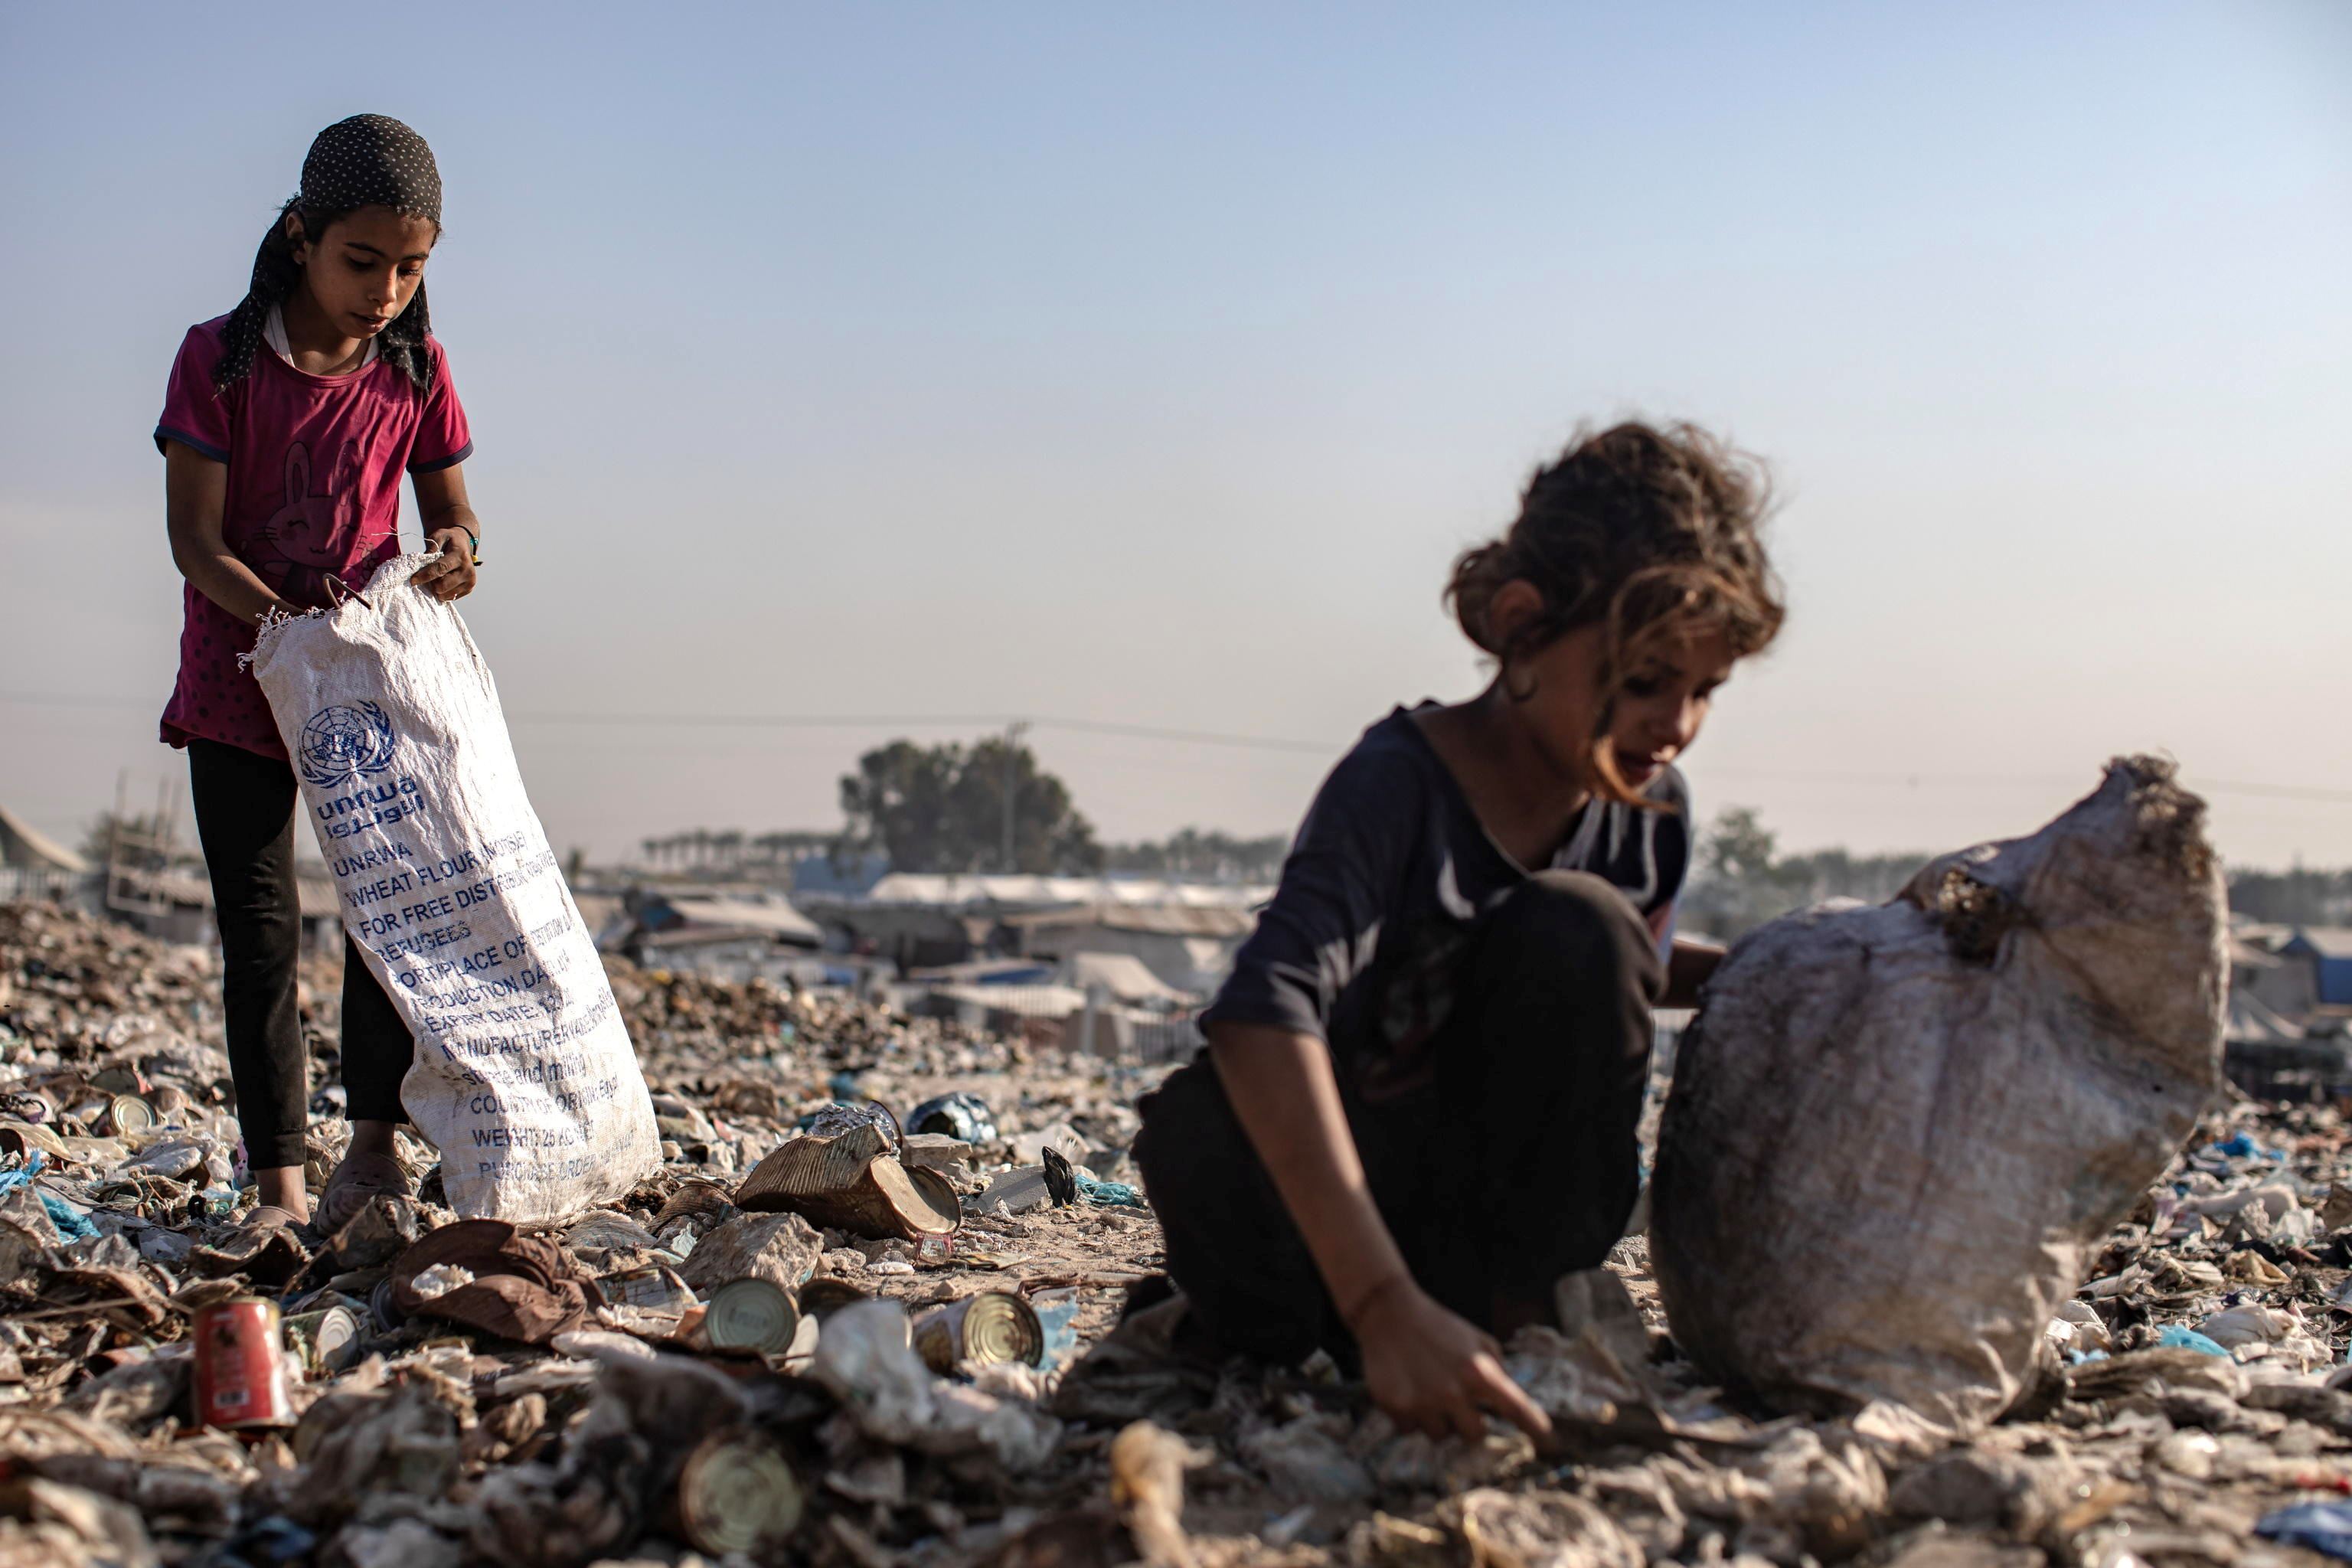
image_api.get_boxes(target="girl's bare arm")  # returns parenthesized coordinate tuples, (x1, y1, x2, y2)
(408, 464, 481, 601)
(1206, 1021, 1550, 1442)
(1663, 937, 1725, 1010)
(164, 442, 296, 625)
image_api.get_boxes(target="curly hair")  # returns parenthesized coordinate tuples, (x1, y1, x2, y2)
(1445, 420, 1785, 805)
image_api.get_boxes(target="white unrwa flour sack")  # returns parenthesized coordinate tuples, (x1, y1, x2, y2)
(1651, 756, 2226, 1433)
(245, 551, 660, 1221)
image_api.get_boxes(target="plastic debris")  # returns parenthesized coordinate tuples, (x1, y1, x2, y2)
(910, 1089, 998, 1144)
(2258, 1501, 2352, 1559)
(2157, 1325, 2233, 1357)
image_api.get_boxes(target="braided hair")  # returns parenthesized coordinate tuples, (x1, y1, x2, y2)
(214, 115, 443, 395)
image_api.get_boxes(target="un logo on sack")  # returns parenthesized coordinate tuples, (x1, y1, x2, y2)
(297, 702, 399, 786)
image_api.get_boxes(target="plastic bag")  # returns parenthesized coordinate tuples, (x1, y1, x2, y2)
(1651, 757, 2226, 1432)
(245, 551, 660, 1220)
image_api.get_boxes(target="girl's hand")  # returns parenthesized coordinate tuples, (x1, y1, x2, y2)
(1350, 1276, 1553, 1443)
(413, 529, 479, 601)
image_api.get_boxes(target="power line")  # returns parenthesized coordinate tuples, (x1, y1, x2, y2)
(5, 688, 2349, 803)
(0, 691, 1344, 756)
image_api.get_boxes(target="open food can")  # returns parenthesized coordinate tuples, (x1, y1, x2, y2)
(913, 1290, 1044, 1373)
(675, 1429, 804, 1556)
(702, 1277, 800, 1356)
(283, 1304, 361, 1377)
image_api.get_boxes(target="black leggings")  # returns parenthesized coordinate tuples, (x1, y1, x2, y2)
(187, 739, 413, 1169)
(1135, 870, 1661, 1365)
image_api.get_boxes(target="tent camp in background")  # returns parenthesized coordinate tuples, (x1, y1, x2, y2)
(0, 802, 88, 906)
(2281, 929, 2352, 1010)
(798, 874, 1266, 983)
(601, 887, 828, 984)
(0, 804, 84, 875)
(1000, 901, 1253, 998)
(1062, 950, 1187, 1008)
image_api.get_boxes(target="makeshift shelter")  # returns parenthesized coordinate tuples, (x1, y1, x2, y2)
(2282, 928, 2352, 1008)
(1002, 903, 1254, 995)
(0, 803, 86, 873)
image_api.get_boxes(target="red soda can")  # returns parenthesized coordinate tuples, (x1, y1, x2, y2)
(192, 1296, 294, 1429)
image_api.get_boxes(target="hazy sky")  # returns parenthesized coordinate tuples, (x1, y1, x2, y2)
(3, 2, 2347, 870)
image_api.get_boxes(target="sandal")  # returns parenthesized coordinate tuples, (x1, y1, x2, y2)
(317, 1150, 415, 1234)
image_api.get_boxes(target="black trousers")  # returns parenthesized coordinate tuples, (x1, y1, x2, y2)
(1135, 871, 1661, 1366)
(187, 739, 413, 1169)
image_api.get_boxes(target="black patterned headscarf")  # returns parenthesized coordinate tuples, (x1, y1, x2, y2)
(214, 115, 444, 394)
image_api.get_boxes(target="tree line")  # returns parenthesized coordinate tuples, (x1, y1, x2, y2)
(609, 736, 2352, 917)
(633, 738, 1288, 881)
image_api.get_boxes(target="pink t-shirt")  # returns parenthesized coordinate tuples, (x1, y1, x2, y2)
(154, 315, 472, 760)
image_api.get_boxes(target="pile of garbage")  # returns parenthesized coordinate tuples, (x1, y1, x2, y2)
(8, 897, 2352, 1568)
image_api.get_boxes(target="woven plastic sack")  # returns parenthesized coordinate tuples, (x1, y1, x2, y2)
(245, 551, 660, 1220)
(1651, 756, 2226, 1432)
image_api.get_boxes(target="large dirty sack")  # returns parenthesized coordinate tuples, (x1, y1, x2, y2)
(245, 550, 660, 1221)
(1651, 756, 2226, 1432)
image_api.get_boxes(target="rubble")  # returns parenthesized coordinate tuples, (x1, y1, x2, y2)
(11, 897, 2352, 1566)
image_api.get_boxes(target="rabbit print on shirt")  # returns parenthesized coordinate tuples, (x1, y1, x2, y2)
(256, 439, 377, 606)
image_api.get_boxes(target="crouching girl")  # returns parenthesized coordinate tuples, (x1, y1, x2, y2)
(1135, 420, 1785, 1441)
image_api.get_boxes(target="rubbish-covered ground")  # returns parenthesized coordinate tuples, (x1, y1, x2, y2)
(6, 898, 2352, 1568)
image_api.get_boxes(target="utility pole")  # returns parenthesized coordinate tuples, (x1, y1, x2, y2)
(1001, 720, 1029, 874)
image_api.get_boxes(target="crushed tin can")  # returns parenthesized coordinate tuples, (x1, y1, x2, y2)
(599, 1263, 697, 1314)
(674, 1429, 803, 1556)
(908, 1090, 998, 1145)
(192, 1297, 294, 1429)
(103, 1094, 156, 1138)
(282, 1304, 362, 1377)
(598, 1264, 698, 1336)
(148, 1083, 193, 1120)
(701, 1277, 801, 1357)
(913, 1290, 1045, 1373)
(913, 1230, 956, 1267)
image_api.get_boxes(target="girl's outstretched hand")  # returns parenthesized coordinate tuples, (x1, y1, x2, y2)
(1350, 1276, 1553, 1444)
(413, 530, 479, 602)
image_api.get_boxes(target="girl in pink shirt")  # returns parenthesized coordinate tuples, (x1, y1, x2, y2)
(156, 114, 483, 1234)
